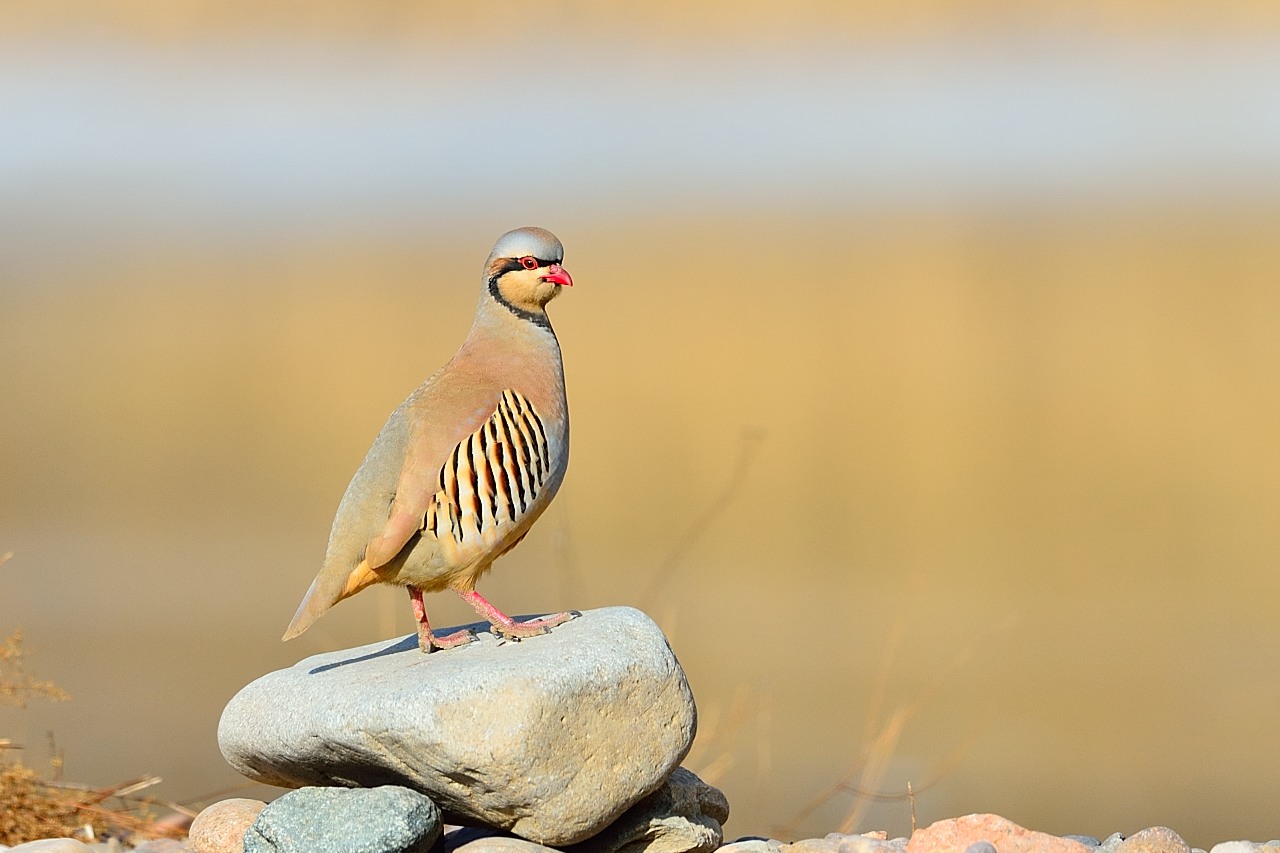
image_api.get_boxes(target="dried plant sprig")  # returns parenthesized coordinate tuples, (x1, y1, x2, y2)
(0, 630, 72, 709)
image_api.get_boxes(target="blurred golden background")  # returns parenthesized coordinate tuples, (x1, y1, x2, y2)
(3, 1, 1280, 847)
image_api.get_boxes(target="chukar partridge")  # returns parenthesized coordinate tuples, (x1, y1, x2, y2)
(283, 226, 576, 652)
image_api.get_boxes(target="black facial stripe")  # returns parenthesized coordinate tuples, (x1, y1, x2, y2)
(495, 256, 561, 275)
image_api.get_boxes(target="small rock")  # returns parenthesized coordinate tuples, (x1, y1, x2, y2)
(1211, 844, 1280, 853)
(6, 842, 95, 853)
(452, 839, 558, 853)
(1115, 828, 1190, 853)
(832, 833, 907, 853)
(220, 607, 696, 846)
(906, 814, 1093, 853)
(1100, 835, 1128, 851)
(568, 768, 728, 853)
(786, 833, 904, 853)
(244, 785, 441, 853)
(1064, 838, 1101, 848)
(719, 842, 780, 853)
(189, 798, 268, 853)
(964, 844, 997, 853)
(781, 840, 839, 853)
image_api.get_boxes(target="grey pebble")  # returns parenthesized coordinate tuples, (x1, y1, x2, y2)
(1065, 837, 1102, 847)
(963, 843, 997, 853)
(244, 785, 441, 853)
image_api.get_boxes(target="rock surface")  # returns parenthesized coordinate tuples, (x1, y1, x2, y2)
(452, 838, 559, 853)
(188, 798, 266, 853)
(905, 814, 1093, 853)
(1112, 828, 1192, 853)
(568, 768, 728, 853)
(718, 842, 783, 853)
(244, 785, 440, 853)
(219, 607, 696, 846)
(781, 833, 905, 853)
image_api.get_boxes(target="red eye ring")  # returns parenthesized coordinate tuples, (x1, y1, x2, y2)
(519, 256, 539, 270)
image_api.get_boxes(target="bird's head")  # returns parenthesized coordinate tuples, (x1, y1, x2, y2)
(485, 227, 573, 314)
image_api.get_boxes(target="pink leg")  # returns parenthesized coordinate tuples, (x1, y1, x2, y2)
(456, 589, 578, 640)
(408, 586, 474, 653)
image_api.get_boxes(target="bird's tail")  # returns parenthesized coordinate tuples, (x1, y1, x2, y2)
(281, 559, 382, 641)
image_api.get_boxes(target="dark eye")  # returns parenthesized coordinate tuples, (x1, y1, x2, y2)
(519, 256, 539, 270)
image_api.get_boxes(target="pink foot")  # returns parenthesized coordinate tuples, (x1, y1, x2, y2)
(456, 590, 578, 640)
(408, 586, 475, 653)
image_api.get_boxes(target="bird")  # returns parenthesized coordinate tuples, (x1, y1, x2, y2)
(282, 226, 577, 653)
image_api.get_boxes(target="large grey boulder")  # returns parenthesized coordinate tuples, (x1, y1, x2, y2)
(219, 607, 697, 846)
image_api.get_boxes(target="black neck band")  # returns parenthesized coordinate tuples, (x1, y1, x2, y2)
(487, 276, 554, 332)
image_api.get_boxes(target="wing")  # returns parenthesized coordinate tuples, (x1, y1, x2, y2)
(282, 400, 414, 641)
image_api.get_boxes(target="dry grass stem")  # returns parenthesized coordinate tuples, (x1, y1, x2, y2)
(686, 684, 760, 787)
(778, 593, 1000, 839)
(1, 554, 186, 846)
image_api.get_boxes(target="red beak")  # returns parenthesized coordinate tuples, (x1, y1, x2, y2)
(541, 263, 573, 287)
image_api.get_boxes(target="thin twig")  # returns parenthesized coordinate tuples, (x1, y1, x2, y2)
(777, 600, 1007, 838)
(68, 801, 188, 840)
(641, 430, 765, 607)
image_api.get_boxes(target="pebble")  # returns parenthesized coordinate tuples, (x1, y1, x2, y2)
(718, 843, 780, 853)
(905, 814, 1094, 853)
(783, 833, 906, 853)
(188, 798, 267, 853)
(244, 785, 440, 853)
(452, 838, 558, 853)
(1114, 827, 1192, 853)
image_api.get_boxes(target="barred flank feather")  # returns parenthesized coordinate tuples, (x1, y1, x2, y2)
(427, 389, 551, 548)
